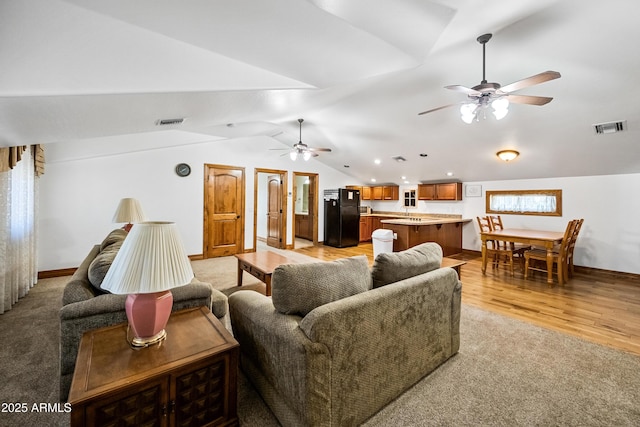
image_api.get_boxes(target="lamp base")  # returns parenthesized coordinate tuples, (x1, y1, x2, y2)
(125, 291, 173, 348)
(130, 328, 167, 348)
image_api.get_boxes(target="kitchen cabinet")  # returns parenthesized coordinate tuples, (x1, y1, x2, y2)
(383, 185, 399, 200)
(372, 186, 383, 200)
(417, 182, 463, 201)
(347, 185, 398, 201)
(361, 186, 372, 200)
(359, 216, 371, 242)
(381, 220, 464, 256)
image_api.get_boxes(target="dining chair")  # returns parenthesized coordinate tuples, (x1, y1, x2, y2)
(477, 216, 516, 276)
(565, 218, 584, 279)
(524, 219, 577, 285)
(487, 215, 531, 268)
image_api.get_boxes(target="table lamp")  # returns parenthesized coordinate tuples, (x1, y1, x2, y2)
(112, 198, 147, 232)
(101, 221, 194, 348)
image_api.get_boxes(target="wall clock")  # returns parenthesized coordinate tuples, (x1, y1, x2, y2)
(175, 163, 191, 177)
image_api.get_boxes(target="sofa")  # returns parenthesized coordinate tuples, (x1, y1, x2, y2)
(59, 229, 229, 401)
(229, 242, 461, 427)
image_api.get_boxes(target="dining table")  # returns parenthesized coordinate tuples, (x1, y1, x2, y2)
(480, 228, 565, 284)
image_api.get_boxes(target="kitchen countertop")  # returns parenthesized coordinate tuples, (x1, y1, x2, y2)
(379, 217, 471, 226)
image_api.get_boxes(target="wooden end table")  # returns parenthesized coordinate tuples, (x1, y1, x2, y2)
(68, 306, 239, 427)
(235, 251, 298, 296)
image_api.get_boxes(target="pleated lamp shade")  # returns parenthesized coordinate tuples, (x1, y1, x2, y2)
(101, 221, 194, 294)
(112, 198, 147, 224)
(101, 222, 194, 347)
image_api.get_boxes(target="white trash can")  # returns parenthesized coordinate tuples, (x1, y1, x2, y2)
(372, 229, 394, 259)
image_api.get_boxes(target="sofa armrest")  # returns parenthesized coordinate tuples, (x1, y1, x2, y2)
(229, 291, 331, 424)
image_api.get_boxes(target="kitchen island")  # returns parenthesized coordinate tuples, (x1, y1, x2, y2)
(380, 217, 471, 256)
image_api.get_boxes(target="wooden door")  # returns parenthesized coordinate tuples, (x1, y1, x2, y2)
(266, 175, 283, 248)
(204, 165, 245, 258)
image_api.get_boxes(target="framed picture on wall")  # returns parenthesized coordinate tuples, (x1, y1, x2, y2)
(465, 184, 482, 197)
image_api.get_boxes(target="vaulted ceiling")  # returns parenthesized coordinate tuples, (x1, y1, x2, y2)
(2, 0, 639, 184)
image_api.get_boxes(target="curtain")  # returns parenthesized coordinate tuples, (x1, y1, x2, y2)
(0, 146, 39, 314)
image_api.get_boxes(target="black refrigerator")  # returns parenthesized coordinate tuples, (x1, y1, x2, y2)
(324, 188, 360, 248)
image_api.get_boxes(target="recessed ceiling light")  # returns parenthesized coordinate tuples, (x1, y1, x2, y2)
(404, 180, 410, 184)
(371, 178, 377, 182)
(401, 176, 406, 180)
(446, 172, 454, 177)
(374, 159, 381, 165)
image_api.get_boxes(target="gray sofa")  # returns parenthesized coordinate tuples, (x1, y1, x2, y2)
(229, 242, 461, 427)
(59, 229, 228, 401)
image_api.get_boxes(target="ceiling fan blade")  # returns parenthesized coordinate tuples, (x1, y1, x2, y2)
(505, 94, 554, 106)
(496, 70, 561, 95)
(445, 85, 482, 97)
(308, 147, 332, 152)
(418, 103, 459, 116)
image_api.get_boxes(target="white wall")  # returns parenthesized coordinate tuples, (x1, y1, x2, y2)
(38, 133, 640, 275)
(38, 133, 353, 271)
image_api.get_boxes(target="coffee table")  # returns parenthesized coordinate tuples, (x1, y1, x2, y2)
(441, 257, 467, 278)
(235, 251, 299, 296)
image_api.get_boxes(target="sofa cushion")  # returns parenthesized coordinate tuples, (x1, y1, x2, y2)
(271, 255, 372, 317)
(88, 240, 123, 292)
(100, 228, 128, 251)
(371, 242, 443, 288)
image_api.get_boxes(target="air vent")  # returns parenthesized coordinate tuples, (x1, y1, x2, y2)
(392, 155, 407, 162)
(156, 118, 185, 126)
(593, 120, 626, 134)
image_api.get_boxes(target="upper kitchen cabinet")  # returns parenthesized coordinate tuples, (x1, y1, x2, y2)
(348, 185, 399, 201)
(418, 182, 463, 201)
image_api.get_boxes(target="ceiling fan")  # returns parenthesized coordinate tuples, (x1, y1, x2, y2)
(418, 33, 561, 123)
(272, 118, 332, 161)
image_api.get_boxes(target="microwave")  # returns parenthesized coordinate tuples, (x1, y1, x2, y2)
(359, 206, 372, 214)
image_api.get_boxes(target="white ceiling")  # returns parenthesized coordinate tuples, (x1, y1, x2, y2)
(2, 0, 640, 184)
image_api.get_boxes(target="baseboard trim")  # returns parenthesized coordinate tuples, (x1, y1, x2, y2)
(38, 268, 77, 279)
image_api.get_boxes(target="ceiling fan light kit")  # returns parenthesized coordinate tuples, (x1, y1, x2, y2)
(274, 118, 332, 161)
(419, 33, 560, 124)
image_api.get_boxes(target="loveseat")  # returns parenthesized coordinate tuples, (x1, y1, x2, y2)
(59, 229, 229, 401)
(229, 242, 461, 426)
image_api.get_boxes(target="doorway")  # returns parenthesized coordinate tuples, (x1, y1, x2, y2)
(203, 164, 245, 258)
(254, 168, 287, 251)
(292, 172, 318, 249)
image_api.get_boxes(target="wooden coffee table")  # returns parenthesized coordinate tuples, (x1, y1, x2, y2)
(235, 251, 299, 296)
(441, 257, 467, 278)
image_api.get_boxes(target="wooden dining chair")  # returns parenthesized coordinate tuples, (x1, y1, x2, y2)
(565, 218, 584, 279)
(477, 216, 516, 276)
(487, 215, 531, 268)
(524, 219, 577, 285)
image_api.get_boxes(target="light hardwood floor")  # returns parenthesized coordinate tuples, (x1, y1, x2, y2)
(291, 243, 640, 357)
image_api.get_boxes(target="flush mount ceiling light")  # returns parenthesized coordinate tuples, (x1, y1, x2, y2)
(497, 150, 520, 162)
